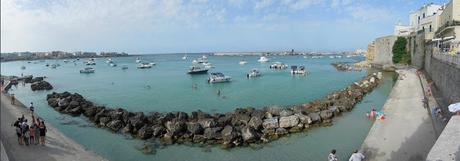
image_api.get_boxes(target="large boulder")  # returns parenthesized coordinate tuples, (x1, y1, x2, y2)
(279, 109, 294, 117)
(58, 98, 69, 107)
(198, 118, 217, 129)
(319, 110, 333, 120)
(248, 116, 263, 130)
(232, 113, 251, 126)
(203, 127, 222, 139)
(221, 125, 237, 143)
(187, 122, 204, 135)
(137, 126, 153, 140)
(30, 81, 53, 91)
(165, 120, 186, 135)
(68, 101, 80, 108)
(308, 112, 321, 123)
(275, 127, 288, 135)
(279, 115, 299, 128)
(241, 126, 258, 142)
(47, 98, 59, 107)
(152, 125, 165, 137)
(295, 113, 312, 125)
(262, 117, 279, 129)
(106, 120, 123, 131)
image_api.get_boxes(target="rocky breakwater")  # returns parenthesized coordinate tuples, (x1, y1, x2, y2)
(332, 62, 364, 71)
(46, 73, 383, 149)
(24, 76, 53, 91)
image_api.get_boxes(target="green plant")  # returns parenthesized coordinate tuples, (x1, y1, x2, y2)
(392, 37, 410, 64)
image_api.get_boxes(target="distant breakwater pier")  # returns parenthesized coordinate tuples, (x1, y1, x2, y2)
(46, 73, 383, 151)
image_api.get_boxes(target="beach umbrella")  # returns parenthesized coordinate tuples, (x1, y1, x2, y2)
(448, 102, 460, 113)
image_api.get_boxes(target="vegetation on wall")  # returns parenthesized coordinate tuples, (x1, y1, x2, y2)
(392, 37, 411, 64)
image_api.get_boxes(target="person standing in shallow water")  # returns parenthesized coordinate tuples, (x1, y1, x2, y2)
(328, 149, 338, 161)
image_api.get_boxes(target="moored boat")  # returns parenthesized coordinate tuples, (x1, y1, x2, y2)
(121, 65, 128, 70)
(187, 66, 209, 74)
(109, 63, 117, 67)
(258, 56, 269, 63)
(208, 72, 232, 83)
(136, 57, 141, 63)
(239, 60, 247, 65)
(137, 63, 152, 69)
(270, 62, 288, 69)
(247, 69, 261, 78)
(86, 61, 96, 65)
(291, 65, 307, 75)
(80, 67, 95, 73)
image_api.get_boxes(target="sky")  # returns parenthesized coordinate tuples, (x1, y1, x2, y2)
(0, 0, 448, 54)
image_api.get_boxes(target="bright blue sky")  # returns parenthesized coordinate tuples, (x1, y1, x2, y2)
(0, 0, 447, 54)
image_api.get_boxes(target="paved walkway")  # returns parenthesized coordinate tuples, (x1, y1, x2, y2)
(0, 93, 107, 161)
(361, 69, 437, 161)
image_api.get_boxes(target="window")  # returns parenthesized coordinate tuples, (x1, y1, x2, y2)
(423, 13, 426, 18)
(429, 25, 432, 32)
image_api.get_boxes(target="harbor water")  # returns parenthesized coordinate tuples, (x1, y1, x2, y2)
(1, 54, 396, 161)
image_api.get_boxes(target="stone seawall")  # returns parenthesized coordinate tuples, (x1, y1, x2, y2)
(424, 50, 460, 107)
(46, 73, 383, 149)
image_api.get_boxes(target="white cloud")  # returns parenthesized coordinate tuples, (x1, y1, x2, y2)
(255, 0, 274, 10)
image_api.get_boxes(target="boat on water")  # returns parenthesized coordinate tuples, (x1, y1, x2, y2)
(20, 66, 26, 70)
(208, 72, 232, 83)
(109, 63, 117, 67)
(137, 63, 152, 69)
(247, 69, 261, 78)
(303, 56, 308, 59)
(329, 56, 335, 59)
(239, 60, 247, 65)
(106, 58, 113, 63)
(336, 56, 342, 58)
(63, 59, 69, 63)
(187, 66, 209, 74)
(86, 61, 96, 65)
(258, 56, 269, 63)
(136, 57, 141, 63)
(80, 67, 95, 73)
(121, 65, 128, 70)
(182, 54, 187, 60)
(270, 62, 288, 69)
(291, 65, 307, 75)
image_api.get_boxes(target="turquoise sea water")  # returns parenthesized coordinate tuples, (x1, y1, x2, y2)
(1, 54, 395, 161)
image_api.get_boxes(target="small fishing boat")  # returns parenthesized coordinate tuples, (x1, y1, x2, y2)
(182, 54, 187, 60)
(258, 56, 269, 63)
(63, 59, 69, 63)
(137, 63, 152, 69)
(50, 64, 60, 69)
(239, 60, 247, 65)
(80, 67, 95, 73)
(187, 66, 209, 74)
(109, 63, 117, 67)
(208, 72, 232, 83)
(329, 56, 335, 59)
(270, 62, 288, 69)
(106, 58, 113, 63)
(136, 57, 141, 63)
(247, 69, 261, 78)
(291, 66, 307, 75)
(121, 65, 128, 70)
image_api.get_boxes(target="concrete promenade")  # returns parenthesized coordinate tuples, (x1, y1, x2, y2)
(0, 93, 107, 161)
(361, 68, 437, 161)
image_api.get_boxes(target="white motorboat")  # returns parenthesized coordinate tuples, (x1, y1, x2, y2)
(247, 69, 261, 78)
(208, 72, 232, 83)
(85, 61, 96, 65)
(329, 56, 335, 59)
(136, 57, 141, 63)
(258, 56, 269, 63)
(80, 67, 95, 73)
(291, 66, 307, 75)
(121, 65, 128, 70)
(303, 56, 308, 59)
(63, 59, 69, 63)
(109, 63, 117, 67)
(239, 60, 247, 65)
(137, 63, 152, 69)
(182, 54, 187, 60)
(337, 56, 342, 58)
(106, 58, 113, 63)
(270, 62, 288, 69)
